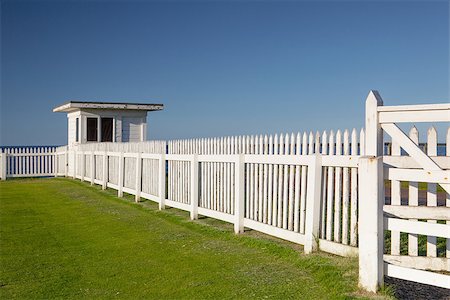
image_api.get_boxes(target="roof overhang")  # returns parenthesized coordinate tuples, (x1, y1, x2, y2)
(53, 101, 164, 113)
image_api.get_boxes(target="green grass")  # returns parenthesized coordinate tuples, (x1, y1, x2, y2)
(0, 178, 373, 299)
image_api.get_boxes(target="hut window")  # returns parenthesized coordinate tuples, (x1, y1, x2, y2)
(87, 118, 98, 142)
(75, 118, 79, 142)
(101, 118, 113, 142)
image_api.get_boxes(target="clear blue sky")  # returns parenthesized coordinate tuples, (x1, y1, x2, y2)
(1, 0, 448, 146)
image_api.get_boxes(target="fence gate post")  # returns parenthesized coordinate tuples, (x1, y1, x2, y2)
(190, 154, 199, 220)
(358, 90, 384, 292)
(358, 156, 384, 292)
(1, 151, 6, 180)
(234, 154, 245, 234)
(304, 154, 322, 254)
(118, 152, 124, 197)
(102, 151, 108, 190)
(159, 153, 166, 210)
(135, 152, 142, 202)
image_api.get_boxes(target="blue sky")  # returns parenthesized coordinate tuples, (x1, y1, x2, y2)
(1, 0, 448, 145)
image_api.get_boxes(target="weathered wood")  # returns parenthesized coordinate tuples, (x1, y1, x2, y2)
(383, 205, 450, 220)
(385, 264, 450, 289)
(384, 255, 450, 272)
(358, 156, 384, 293)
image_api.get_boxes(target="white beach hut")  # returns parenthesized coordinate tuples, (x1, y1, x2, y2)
(53, 101, 163, 146)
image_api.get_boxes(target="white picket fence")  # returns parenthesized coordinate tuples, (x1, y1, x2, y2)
(0, 91, 449, 292)
(0, 147, 57, 178)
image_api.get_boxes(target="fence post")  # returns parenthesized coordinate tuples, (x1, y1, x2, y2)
(73, 150, 77, 179)
(135, 152, 142, 202)
(365, 90, 384, 156)
(234, 154, 245, 234)
(1, 151, 6, 180)
(54, 153, 58, 177)
(90, 151, 95, 185)
(304, 154, 322, 254)
(102, 151, 108, 190)
(159, 153, 166, 210)
(358, 90, 385, 292)
(80, 151, 85, 182)
(358, 156, 384, 292)
(190, 154, 199, 220)
(118, 152, 124, 197)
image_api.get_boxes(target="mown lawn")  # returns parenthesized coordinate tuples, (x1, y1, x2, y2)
(0, 178, 370, 299)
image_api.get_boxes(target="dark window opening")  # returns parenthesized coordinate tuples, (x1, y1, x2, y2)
(87, 118, 98, 142)
(75, 118, 79, 142)
(101, 118, 113, 142)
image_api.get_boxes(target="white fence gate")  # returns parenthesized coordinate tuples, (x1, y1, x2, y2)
(359, 91, 450, 291)
(0, 91, 448, 292)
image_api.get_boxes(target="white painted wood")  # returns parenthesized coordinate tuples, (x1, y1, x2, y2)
(102, 152, 108, 190)
(198, 207, 234, 224)
(381, 123, 447, 178)
(334, 130, 342, 243)
(390, 137, 401, 256)
(385, 263, 450, 289)
(319, 239, 359, 257)
(358, 156, 384, 293)
(277, 134, 284, 228)
(377, 103, 450, 112)
(257, 135, 264, 223)
(135, 153, 142, 202)
(117, 152, 124, 197)
(1, 152, 6, 180)
(326, 131, 335, 240)
(190, 154, 199, 220)
(234, 154, 245, 234)
(365, 90, 384, 156)
(408, 126, 419, 256)
(384, 205, 450, 220)
(320, 131, 328, 238)
(384, 255, 450, 272)
(159, 153, 166, 209)
(272, 134, 279, 226)
(304, 154, 322, 254)
(385, 217, 450, 238)
(427, 127, 437, 258)
(243, 218, 305, 245)
(268, 134, 274, 226)
(379, 110, 450, 123)
(263, 134, 269, 224)
(294, 132, 301, 233)
(165, 199, 191, 212)
(288, 133, 295, 230)
(90, 151, 95, 185)
(342, 129, 350, 245)
(282, 133, 289, 229)
(385, 168, 449, 184)
(383, 155, 450, 169)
